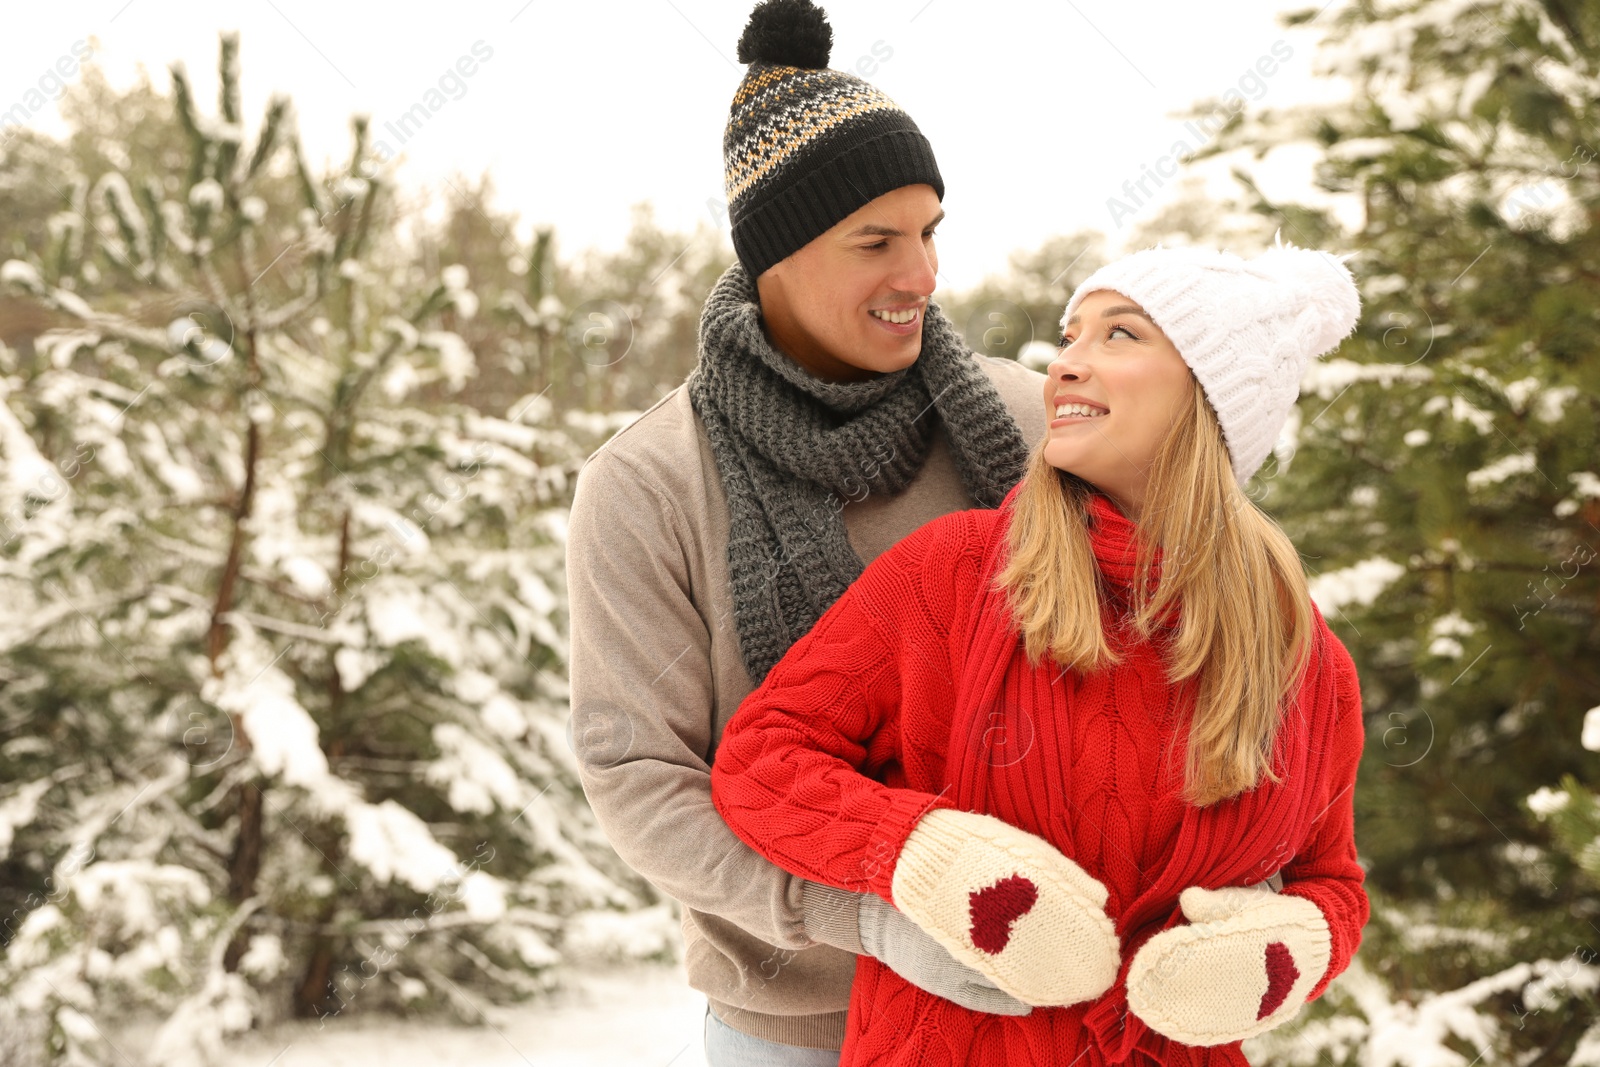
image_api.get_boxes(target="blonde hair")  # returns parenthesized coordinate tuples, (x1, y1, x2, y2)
(992, 379, 1314, 806)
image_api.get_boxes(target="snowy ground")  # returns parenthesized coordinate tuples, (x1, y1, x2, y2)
(219, 963, 710, 1067)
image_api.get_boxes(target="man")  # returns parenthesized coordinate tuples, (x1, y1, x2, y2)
(565, 0, 1048, 1062)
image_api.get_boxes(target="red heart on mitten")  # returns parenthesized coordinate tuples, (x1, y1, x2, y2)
(1257, 941, 1300, 1019)
(968, 874, 1039, 953)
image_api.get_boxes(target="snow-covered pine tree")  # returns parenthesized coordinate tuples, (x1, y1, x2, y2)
(939, 232, 1109, 366)
(1179, 1, 1600, 1063)
(0, 33, 660, 1065)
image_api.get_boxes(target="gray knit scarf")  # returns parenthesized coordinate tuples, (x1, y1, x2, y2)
(687, 263, 1033, 686)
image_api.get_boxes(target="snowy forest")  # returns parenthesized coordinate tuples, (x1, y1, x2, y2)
(0, 0, 1596, 1063)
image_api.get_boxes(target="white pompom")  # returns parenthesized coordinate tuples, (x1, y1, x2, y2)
(1252, 232, 1360, 357)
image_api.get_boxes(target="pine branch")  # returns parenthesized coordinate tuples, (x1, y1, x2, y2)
(215, 609, 341, 646)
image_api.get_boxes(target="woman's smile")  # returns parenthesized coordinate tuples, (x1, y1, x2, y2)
(1051, 394, 1111, 427)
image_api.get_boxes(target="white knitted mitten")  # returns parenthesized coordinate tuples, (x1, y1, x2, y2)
(1126, 885, 1332, 1045)
(890, 808, 1121, 1007)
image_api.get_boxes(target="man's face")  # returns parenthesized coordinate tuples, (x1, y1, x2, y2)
(755, 184, 943, 383)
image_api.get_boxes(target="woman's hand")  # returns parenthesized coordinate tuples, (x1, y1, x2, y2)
(1126, 884, 1331, 1045)
(890, 808, 1121, 1007)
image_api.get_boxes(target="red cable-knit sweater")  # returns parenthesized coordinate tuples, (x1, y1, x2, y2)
(710, 484, 1368, 1067)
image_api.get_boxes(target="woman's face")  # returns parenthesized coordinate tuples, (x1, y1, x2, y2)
(1039, 290, 1195, 518)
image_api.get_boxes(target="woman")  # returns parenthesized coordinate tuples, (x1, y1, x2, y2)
(710, 238, 1370, 1066)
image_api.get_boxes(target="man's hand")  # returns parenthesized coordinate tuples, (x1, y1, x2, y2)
(857, 893, 1032, 1016)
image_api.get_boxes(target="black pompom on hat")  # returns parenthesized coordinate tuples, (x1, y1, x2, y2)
(736, 0, 831, 66)
(723, 0, 944, 278)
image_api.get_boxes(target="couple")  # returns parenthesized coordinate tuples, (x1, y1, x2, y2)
(566, 0, 1369, 1064)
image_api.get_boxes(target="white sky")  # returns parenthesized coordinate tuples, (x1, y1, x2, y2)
(2, 0, 1352, 291)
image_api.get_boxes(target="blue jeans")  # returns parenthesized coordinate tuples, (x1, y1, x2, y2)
(703, 1006, 842, 1067)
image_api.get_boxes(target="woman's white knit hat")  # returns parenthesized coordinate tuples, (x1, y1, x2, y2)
(1061, 233, 1361, 484)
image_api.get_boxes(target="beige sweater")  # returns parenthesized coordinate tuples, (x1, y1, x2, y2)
(565, 354, 1048, 1049)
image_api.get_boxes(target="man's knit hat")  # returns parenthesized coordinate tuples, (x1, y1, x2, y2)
(1062, 234, 1361, 484)
(723, 0, 944, 278)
